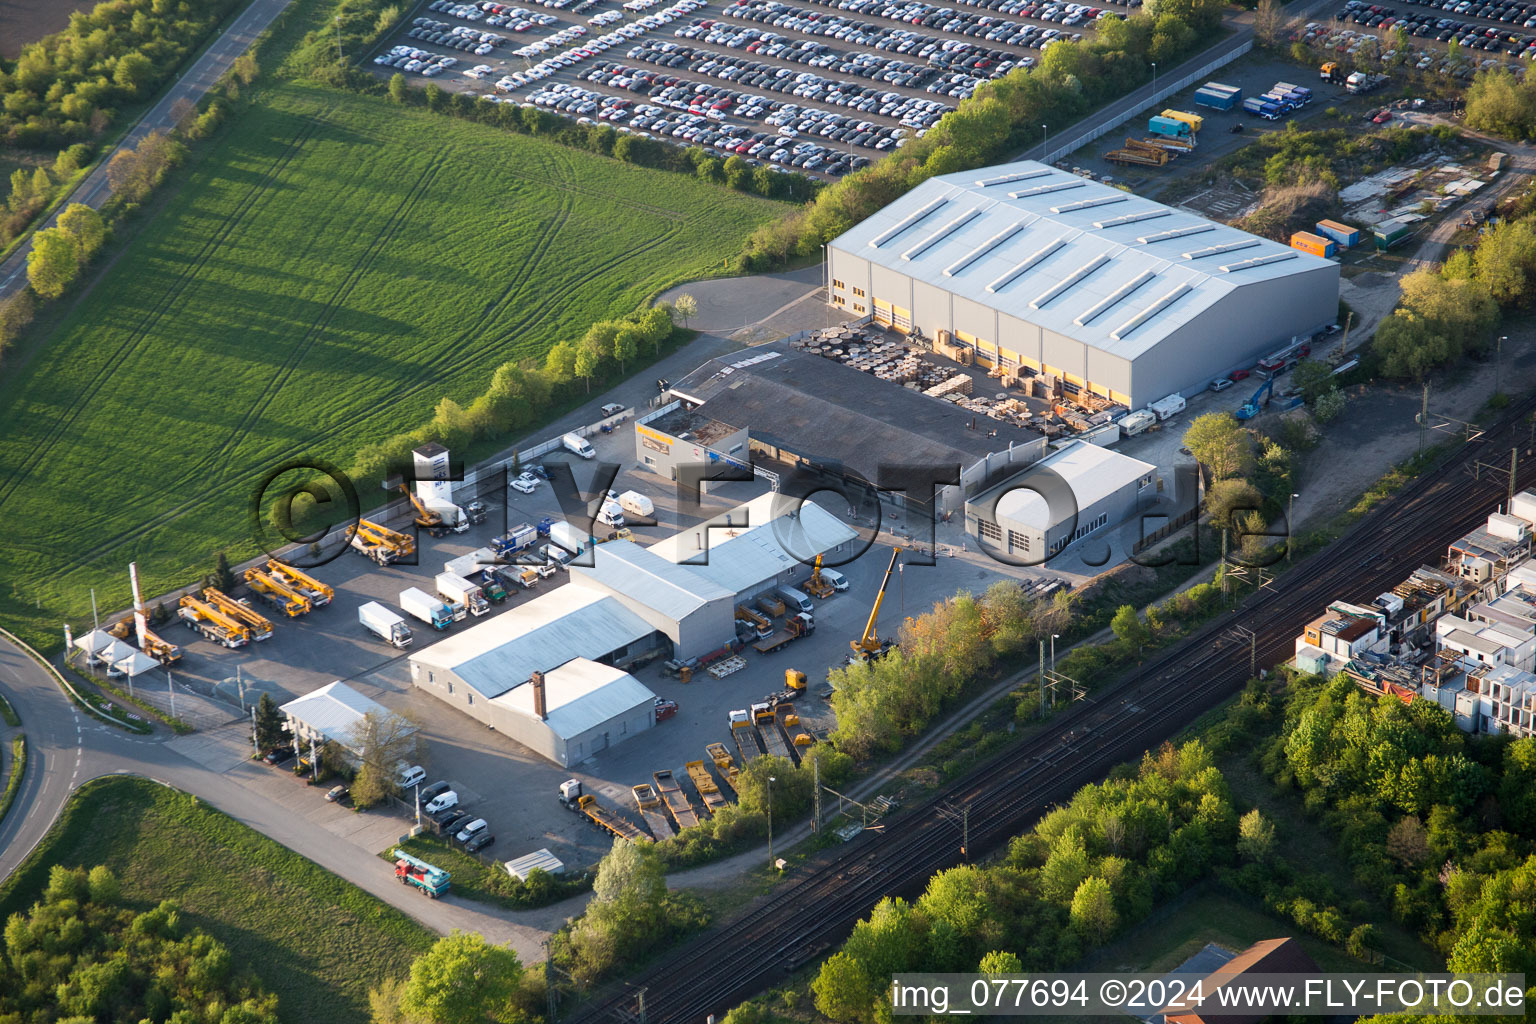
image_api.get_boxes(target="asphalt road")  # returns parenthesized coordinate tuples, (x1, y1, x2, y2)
(0, 0, 300, 301)
(0, 632, 560, 960)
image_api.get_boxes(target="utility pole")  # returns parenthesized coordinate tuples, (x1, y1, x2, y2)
(961, 804, 970, 861)
(250, 705, 259, 755)
(1419, 382, 1429, 455)
(1288, 492, 1299, 562)
(1232, 625, 1257, 680)
(1498, 334, 1506, 396)
(1037, 640, 1046, 719)
(1510, 447, 1519, 503)
(637, 988, 648, 1024)
(166, 671, 176, 718)
(90, 588, 99, 632)
(767, 775, 776, 870)
(812, 754, 821, 833)
(237, 665, 245, 712)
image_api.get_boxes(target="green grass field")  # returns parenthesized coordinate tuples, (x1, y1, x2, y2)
(0, 81, 779, 645)
(0, 777, 435, 1024)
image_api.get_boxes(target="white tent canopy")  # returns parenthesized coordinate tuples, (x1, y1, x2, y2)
(73, 629, 117, 658)
(111, 650, 161, 678)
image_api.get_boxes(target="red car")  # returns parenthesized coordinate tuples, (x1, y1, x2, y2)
(654, 698, 679, 721)
(1228, 368, 1251, 382)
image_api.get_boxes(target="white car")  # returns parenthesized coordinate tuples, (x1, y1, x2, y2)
(511, 472, 540, 494)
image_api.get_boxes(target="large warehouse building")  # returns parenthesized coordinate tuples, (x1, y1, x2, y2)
(408, 495, 858, 765)
(826, 160, 1340, 408)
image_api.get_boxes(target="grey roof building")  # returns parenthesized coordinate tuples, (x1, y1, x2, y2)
(826, 160, 1339, 408)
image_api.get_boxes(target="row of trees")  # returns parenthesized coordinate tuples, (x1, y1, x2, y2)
(739, 0, 1225, 268)
(1264, 673, 1536, 973)
(3, 144, 91, 247)
(810, 741, 1240, 1022)
(2, 865, 279, 1023)
(827, 580, 1075, 760)
(0, 0, 245, 148)
(347, 303, 681, 495)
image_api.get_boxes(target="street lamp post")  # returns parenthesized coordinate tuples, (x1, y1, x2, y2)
(1050, 633, 1059, 676)
(1498, 334, 1507, 395)
(767, 776, 776, 870)
(1151, 62, 1157, 97)
(1040, 123, 1048, 162)
(1288, 492, 1299, 561)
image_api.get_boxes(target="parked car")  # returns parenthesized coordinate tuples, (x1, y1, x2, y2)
(1209, 377, 1234, 392)
(455, 817, 490, 843)
(325, 785, 349, 803)
(654, 697, 679, 721)
(419, 780, 451, 803)
(511, 472, 540, 494)
(425, 790, 459, 814)
(263, 748, 293, 765)
(1227, 368, 1251, 382)
(465, 832, 496, 853)
(434, 809, 471, 832)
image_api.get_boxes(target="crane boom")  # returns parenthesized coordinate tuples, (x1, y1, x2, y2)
(851, 547, 901, 657)
(400, 484, 443, 529)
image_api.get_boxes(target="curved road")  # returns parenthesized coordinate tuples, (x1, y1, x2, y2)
(0, 0, 300, 301)
(0, 634, 568, 961)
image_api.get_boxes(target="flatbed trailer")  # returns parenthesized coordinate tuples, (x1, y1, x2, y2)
(705, 742, 740, 792)
(632, 783, 676, 839)
(686, 760, 729, 815)
(732, 722, 762, 767)
(653, 770, 700, 830)
(202, 588, 275, 641)
(577, 794, 651, 843)
(267, 560, 333, 606)
(754, 707, 795, 763)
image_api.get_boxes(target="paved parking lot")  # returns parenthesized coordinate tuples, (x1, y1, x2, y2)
(1311, 0, 1532, 75)
(368, 0, 1145, 178)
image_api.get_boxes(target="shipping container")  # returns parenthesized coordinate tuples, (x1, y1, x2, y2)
(1290, 231, 1336, 258)
(1147, 115, 1191, 138)
(1373, 219, 1413, 250)
(1203, 81, 1242, 96)
(1314, 219, 1360, 248)
(1159, 109, 1203, 132)
(1194, 87, 1239, 110)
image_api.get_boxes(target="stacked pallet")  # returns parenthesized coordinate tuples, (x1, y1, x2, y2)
(924, 374, 973, 399)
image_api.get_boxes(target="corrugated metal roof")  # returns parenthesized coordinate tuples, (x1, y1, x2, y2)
(280, 681, 391, 746)
(569, 540, 734, 620)
(830, 159, 1336, 362)
(410, 588, 654, 698)
(489, 657, 655, 740)
(504, 848, 565, 879)
(647, 495, 858, 592)
(970, 441, 1155, 531)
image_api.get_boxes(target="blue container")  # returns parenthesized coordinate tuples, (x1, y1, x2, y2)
(1194, 87, 1238, 110)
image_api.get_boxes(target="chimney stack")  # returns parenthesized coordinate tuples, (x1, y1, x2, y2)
(531, 671, 547, 721)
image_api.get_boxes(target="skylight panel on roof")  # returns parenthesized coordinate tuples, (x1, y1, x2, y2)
(944, 221, 1026, 277)
(868, 197, 947, 249)
(1137, 224, 1214, 245)
(1030, 253, 1111, 310)
(1008, 180, 1086, 200)
(1051, 194, 1128, 215)
(902, 208, 983, 261)
(1219, 252, 1299, 273)
(984, 236, 1069, 293)
(1110, 283, 1192, 340)
(1095, 209, 1170, 230)
(1181, 239, 1260, 260)
(1073, 268, 1157, 326)
(975, 168, 1052, 187)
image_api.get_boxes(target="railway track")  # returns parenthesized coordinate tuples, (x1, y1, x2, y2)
(568, 393, 1536, 1024)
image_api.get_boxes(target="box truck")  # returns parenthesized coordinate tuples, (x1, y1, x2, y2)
(562, 432, 595, 459)
(360, 602, 413, 648)
(436, 573, 490, 617)
(548, 520, 589, 557)
(400, 588, 453, 631)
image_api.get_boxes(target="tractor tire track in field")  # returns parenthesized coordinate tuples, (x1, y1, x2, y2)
(0, 112, 332, 517)
(173, 152, 452, 493)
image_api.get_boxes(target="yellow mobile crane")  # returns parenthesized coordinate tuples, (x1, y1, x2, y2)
(243, 568, 311, 617)
(201, 588, 275, 641)
(352, 518, 416, 564)
(400, 484, 448, 537)
(804, 553, 835, 599)
(850, 547, 901, 660)
(177, 595, 252, 648)
(128, 562, 181, 665)
(267, 560, 333, 606)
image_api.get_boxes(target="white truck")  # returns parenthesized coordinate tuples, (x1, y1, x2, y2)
(423, 500, 472, 533)
(400, 587, 454, 631)
(597, 500, 625, 529)
(1148, 393, 1186, 421)
(618, 490, 654, 519)
(359, 601, 413, 648)
(548, 520, 589, 557)
(436, 573, 489, 618)
(562, 432, 595, 459)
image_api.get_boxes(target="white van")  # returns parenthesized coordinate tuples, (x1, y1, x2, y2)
(562, 432, 595, 459)
(597, 501, 625, 528)
(778, 586, 813, 614)
(425, 790, 459, 814)
(819, 568, 849, 591)
(396, 764, 426, 789)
